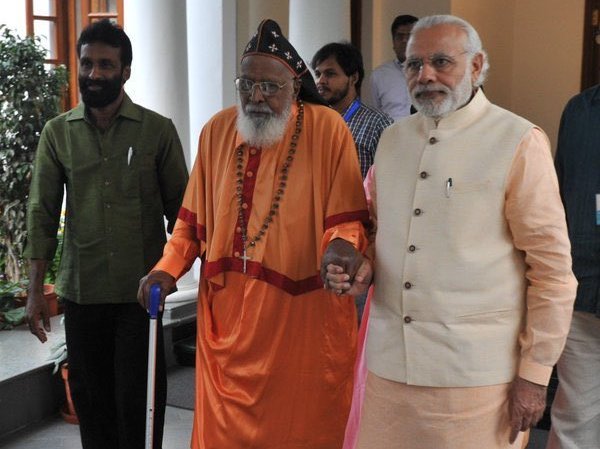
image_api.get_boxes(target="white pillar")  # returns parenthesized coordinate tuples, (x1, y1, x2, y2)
(288, 0, 351, 65)
(124, 0, 191, 166)
(181, 0, 237, 290)
(187, 0, 237, 159)
(124, 1, 199, 301)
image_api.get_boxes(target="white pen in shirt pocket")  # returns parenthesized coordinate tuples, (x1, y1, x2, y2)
(127, 146, 134, 166)
(445, 177, 453, 198)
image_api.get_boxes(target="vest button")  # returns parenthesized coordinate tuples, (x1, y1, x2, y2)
(414, 208, 422, 216)
(234, 251, 240, 257)
(404, 316, 413, 323)
(420, 171, 428, 179)
(408, 245, 416, 252)
(429, 137, 438, 144)
(404, 282, 412, 289)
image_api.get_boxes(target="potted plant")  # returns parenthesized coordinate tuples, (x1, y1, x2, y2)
(0, 25, 67, 312)
(47, 328, 78, 424)
(0, 276, 26, 329)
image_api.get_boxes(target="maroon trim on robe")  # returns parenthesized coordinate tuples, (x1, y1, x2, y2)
(203, 257, 324, 296)
(178, 207, 206, 242)
(324, 209, 370, 231)
(233, 146, 262, 255)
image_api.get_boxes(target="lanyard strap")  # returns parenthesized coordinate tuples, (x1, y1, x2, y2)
(342, 99, 361, 123)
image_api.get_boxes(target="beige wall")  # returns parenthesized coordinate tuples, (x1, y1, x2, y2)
(363, 0, 451, 73)
(362, 0, 584, 149)
(511, 0, 583, 149)
(447, 0, 583, 150)
(233, 0, 584, 149)
(451, 0, 515, 111)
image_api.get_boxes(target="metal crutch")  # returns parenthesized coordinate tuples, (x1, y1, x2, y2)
(145, 284, 161, 449)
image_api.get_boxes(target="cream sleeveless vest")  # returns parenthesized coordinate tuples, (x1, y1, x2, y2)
(368, 90, 534, 387)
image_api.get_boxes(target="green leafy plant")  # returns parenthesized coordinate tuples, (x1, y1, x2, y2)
(0, 25, 67, 283)
(0, 276, 27, 329)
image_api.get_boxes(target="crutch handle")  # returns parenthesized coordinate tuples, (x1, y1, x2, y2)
(149, 284, 161, 319)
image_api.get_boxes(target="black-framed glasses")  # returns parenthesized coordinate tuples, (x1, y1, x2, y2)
(234, 77, 291, 96)
(404, 51, 470, 75)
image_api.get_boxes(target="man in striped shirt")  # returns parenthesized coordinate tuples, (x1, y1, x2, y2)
(312, 42, 393, 179)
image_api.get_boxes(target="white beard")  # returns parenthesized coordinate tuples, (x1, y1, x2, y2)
(236, 97, 292, 148)
(411, 68, 473, 119)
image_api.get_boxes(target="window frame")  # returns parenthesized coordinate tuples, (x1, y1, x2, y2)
(26, 0, 124, 109)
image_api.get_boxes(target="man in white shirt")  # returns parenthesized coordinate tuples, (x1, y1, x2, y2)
(366, 14, 417, 120)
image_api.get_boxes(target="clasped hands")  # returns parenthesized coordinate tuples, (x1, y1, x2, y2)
(320, 238, 373, 296)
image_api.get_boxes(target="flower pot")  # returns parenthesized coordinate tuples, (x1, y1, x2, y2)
(60, 363, 79, 425)
(43, 284, 59, 316)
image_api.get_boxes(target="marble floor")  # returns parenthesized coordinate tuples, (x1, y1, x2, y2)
(0, 315, 550, 449)
(0, 312, 195, 449)
(0, 406, 193, 449)
(0, 411, 549, 449)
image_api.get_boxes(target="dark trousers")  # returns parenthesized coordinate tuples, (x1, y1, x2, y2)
(355, 292, 367, 326)
(64, 300, 167, 449)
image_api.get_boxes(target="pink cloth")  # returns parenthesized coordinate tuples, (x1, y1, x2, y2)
(342, 286, 373, 449)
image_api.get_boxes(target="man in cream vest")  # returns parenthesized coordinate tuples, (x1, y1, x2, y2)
(323, 15, 577, 449)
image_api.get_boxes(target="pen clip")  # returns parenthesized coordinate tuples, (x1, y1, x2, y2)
(127, 147, 133, 166)
(445, 177, 453, 198)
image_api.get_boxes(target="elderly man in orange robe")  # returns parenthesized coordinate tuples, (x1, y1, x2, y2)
(138, 19, 370, 449)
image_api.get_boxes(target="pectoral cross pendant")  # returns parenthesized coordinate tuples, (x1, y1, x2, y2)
(239, 247, 251, 273)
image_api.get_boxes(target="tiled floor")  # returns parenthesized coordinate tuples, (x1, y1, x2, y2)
(0, 409, 549, 449)
(0, 313, 195, 449)
(0, 315, 550, 449)
(0, 406, 193, 449)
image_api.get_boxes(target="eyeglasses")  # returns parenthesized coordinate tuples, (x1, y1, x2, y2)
(404, 51, 470, 75)
(234, 77, 292, 96)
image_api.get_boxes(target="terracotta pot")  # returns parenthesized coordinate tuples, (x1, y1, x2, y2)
(60, 363, 79, 425)
(43, 284, 59, 316)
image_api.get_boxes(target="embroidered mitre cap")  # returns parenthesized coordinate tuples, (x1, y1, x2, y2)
(242, 19, 327, 106)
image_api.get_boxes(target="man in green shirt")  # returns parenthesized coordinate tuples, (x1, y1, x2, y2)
(24, 19, 188, 449)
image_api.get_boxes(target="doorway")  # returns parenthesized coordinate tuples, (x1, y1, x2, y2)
(582, 0, 600, 90)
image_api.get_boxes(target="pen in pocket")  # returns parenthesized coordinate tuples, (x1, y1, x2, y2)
(127, 147, 133, 166)
(445, 177, 453, 198)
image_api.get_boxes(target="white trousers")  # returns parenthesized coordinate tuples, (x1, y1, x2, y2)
(546, 311, 600, 449)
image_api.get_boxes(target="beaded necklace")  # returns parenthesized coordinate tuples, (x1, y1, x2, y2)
(235, 100, 304, 273)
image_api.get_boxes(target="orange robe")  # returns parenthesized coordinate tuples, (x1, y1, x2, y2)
(155, 102, 369, 449)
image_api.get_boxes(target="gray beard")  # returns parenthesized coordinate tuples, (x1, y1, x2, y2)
(236, 98, 292, 148)
(411, 68, 473, 119)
